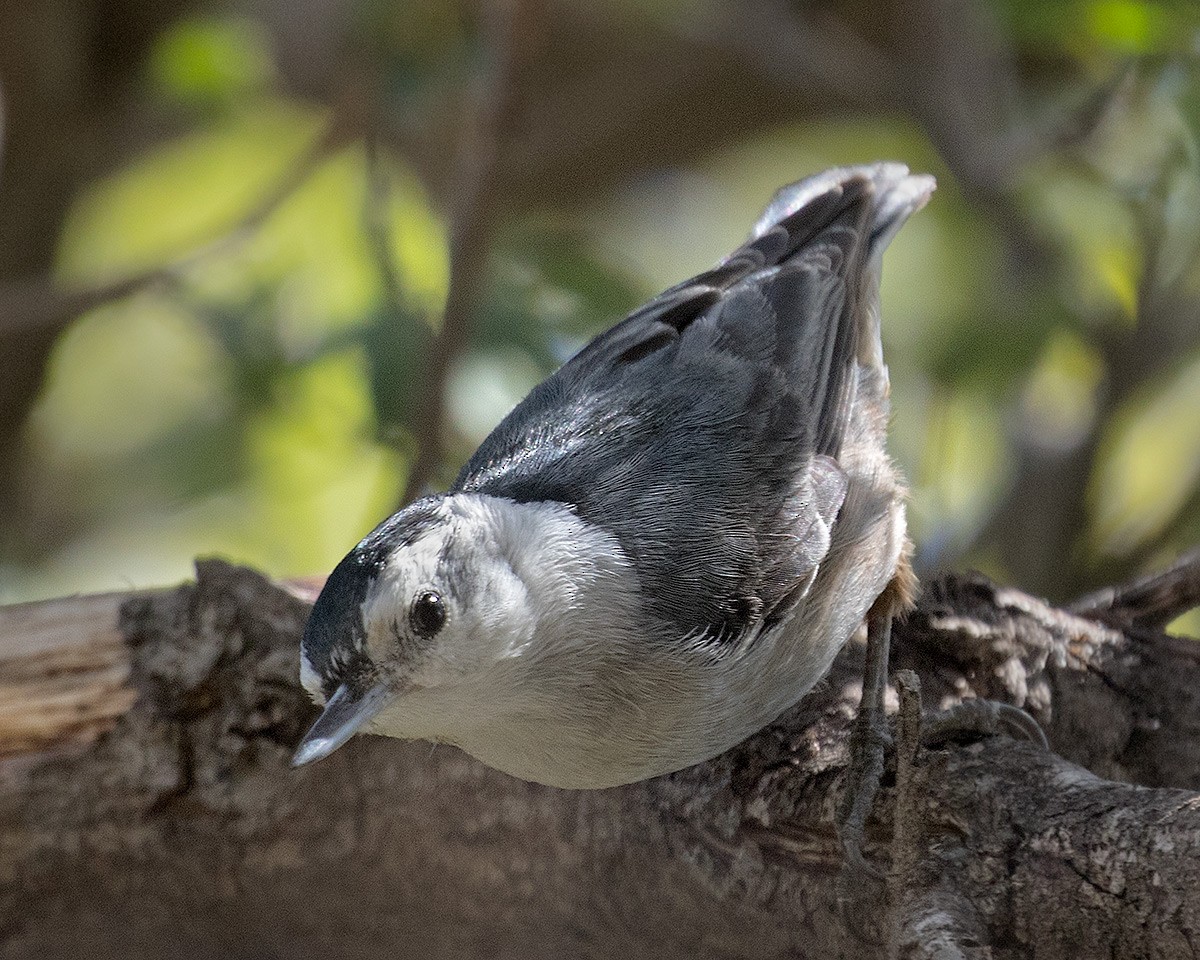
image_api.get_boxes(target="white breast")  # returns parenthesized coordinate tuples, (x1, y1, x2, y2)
(407, 471, 903, 789)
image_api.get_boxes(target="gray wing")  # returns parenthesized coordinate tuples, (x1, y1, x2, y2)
(454, 166, 926, 642)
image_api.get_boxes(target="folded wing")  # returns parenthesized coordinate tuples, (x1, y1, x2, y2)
(455, 164, 933, 643)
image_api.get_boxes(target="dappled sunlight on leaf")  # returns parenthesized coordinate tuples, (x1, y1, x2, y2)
(29, 296, 228, 463)
(147, 15, 276, 108)
(56, 100, 325, 282)
(1020, 329, 1105, 449)
(242, 349, 405, 571)
(1090, 355, 1200, 555)
(1167, 607, 1200, 638)
(1085, 0, 1185, 56)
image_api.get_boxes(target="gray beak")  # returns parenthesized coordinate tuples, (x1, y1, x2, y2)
(292, 681, 394, 767)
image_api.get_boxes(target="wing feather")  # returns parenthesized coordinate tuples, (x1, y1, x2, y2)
(454, 166, 931, 642)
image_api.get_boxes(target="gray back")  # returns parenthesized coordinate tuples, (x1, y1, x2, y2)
(455, 174, 880, 643)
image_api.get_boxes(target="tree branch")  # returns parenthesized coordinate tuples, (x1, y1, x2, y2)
(1, 553, 1197, 958)
(0, 593, 132, 758)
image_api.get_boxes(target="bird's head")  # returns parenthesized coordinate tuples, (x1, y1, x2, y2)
(291, 494, 542, 767)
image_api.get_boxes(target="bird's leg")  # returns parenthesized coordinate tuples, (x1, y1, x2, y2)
(836, 612, 1049, 881)
(837, 613, 893, 879)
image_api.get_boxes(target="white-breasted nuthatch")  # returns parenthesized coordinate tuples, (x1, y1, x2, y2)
(293, 163, 933, 790)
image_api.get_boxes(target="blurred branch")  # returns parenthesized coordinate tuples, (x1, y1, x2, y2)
(0, 122, 346, 337)
(683, 0, 1119, 186)
(684, 0, 1115, 278)
(1070, 546, 1200, 629)
(888, 0, 1094, 274)
(400, 0, 525, 505)
(987, 65, 1134, 176)
(676, 0, 901, 107)
(363, 136, 409, 314)
(0, 75, 6, 189)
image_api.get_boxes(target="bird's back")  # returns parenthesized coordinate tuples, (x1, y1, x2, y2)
(456, 164, 933, 647)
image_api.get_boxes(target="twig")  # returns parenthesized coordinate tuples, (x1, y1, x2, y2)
(363, 135, 409, 315)
(1069, 547, 1200, 629)
(0, 122, 345, 336)
(400, 0, 524, 506)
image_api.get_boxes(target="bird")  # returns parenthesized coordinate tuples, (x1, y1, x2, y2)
(292, 162, 933, 791)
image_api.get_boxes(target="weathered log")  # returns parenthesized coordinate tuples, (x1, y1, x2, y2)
(0, 593, 132, 758)
(1, 557, 1198, 959)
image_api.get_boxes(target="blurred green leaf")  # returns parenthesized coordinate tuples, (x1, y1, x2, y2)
(56, 101, 325, 281)
(30, 295, 228, 465)
(186, 141, 448, 341)
(1089, 353, 1200, 555)
(1087, 0, 1172, 55)
(1168, 607, 1200, 638)
(243, 348, 404, 571)
(997, 0, 1200, 57)
(147, 15, 275, 108)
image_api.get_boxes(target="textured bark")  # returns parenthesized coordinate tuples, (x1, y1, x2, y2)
(0, 593, 132, 757)
(1, 557, 1198, 959)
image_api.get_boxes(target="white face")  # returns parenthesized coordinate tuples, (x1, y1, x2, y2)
(296, 491, 652, 777)
(357, 496, 540, 697)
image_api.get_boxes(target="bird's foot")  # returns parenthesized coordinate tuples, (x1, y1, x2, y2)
(836, 615, 1049, 885)
(838, 713, 892, 881)
(920, 698, 1048, 751)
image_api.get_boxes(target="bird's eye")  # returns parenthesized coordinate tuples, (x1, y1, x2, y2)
(410, 591, 447, 639)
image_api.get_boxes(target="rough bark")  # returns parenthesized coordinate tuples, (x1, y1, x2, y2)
(1, 556, 1198, 959)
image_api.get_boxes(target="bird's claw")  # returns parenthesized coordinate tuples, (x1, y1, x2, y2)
(920, 699, 1048, 751)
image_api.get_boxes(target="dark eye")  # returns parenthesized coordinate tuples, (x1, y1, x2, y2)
(409, 591, 447, 639)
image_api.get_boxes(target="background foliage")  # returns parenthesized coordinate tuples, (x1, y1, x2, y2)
(1, 0, 1198, 632)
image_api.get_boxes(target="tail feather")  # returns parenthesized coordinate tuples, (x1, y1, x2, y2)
(753, 164, 935, 372)
(752, 163, 936, 259)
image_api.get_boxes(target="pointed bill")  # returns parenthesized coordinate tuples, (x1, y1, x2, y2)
(292, 681, 394, 767)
